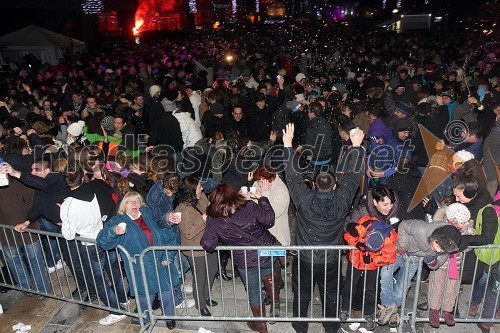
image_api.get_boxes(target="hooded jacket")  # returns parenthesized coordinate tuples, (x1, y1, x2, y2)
(284, 146, 364, 263)
(463, 190, 497, 247)
(346, 190, 400, 226)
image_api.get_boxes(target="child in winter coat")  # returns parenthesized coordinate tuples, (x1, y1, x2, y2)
(426, 203, 473, 328)
(341, 216, 398, 330)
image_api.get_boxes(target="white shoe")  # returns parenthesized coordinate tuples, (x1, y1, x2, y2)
(175, 298, 195, 309)
(48, 259, 64, 273)
(120, 300, 130, 309)
(182, 284, 193, 294)
(99, 313, 127, 325)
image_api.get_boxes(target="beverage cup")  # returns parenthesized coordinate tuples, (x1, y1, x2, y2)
(389, 218, 400, 225)
(118, 222, 127, 230)
(174, 212, 182, 222)
(240, 186, 249, 197)
(249, 187, 257, 196)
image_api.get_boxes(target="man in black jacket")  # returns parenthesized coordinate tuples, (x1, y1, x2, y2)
(282, 123, 365, 333)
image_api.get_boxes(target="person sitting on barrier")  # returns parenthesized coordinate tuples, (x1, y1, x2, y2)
(60, 166, 128, 325)
(452, 175, 499, 321)
(167, 175, 218, 317)
(97, 191, 178, 330)
(201, 182, 277, 333)
(341, 216, 398, 330)
(378, 220, 465, 328)
(418, 202, 473, 328)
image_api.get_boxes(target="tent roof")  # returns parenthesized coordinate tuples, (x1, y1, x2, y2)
(0, 25, 85, 49)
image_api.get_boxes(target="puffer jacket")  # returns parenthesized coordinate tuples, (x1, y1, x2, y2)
(201, 197, 275, 269)
(397, 219, 449, 269)
(173, 111, 202, 148)
(344, 216, 398, 270)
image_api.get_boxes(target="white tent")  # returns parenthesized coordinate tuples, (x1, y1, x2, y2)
(0, 25, 86, 65)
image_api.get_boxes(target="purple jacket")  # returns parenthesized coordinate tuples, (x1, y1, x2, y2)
(201, 197, 276, 268)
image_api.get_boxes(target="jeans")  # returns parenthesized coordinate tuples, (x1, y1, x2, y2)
(138, 290, 174, 324)
(379, 253, 419, 307)
(79, 244, 127, 312)
(472, 263, 498, 304)
(37, 217, 61, 268)
(2, 241, 51, 293)
(292, 257, 340, 333)
(237, 259, 273, 306)
(58, 237, 95, 297)
(173, 251, 190, 305)
(480, 266, 500, 323)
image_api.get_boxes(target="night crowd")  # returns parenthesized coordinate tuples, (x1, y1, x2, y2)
(0, 22, 499, 333)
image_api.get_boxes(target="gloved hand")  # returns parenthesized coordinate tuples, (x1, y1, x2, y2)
(422, 197, 438, 215)
(355, 242, 367, 252)
(423, 255, 437, 267)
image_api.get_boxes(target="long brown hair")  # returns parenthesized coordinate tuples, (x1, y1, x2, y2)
(206, 183, 247, 218)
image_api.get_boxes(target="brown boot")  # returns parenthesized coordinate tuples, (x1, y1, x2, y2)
(262, 273, 280, 318)
(468, 302, 479, 317)
(247, 304, 268, 333)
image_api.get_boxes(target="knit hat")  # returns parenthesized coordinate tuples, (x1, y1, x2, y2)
(210, 103, 224, 115)
(67, 120, 86, 137)
(286, 101, 302, 112)
(441, 89, 456, 101)
(430, 225, 464, 253)
(295, 73, 306, 82)
(149, 85, 161, 98)
(445, 203, 471, 226)
(100, 116, 115, 131)
(163, 89, 179, 102)
(365, 221, 393, 252)
(367, 119, 393, 143)
(395, 101, 414, 116)
(452, 150, 475, 168)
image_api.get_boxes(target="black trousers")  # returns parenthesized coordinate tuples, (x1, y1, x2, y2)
(341, 263, 378, 316)
(292, 256, 341, 333)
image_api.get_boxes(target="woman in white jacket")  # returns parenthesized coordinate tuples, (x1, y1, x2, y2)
(252, 165, 291, 288)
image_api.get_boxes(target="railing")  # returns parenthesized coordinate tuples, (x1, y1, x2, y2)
(1, 224, 499, 333)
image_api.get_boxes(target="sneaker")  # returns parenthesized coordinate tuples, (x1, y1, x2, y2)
(365, 314, 376, 331)
(429, 309, 440, 328)
(377, 304, 397, 326)
(417, 302, 428, 311)
(339, 310, 349, 322)
(388, 312, 400, 328)
(182, 284, 193, 294)
(120, 300, 130, 310)
(48, 259, 64, 274)
(468, 301, 479, 317)
(99, 314, 127, 325)
(175, 298, 195, 309)
(442, 310, 455, 326)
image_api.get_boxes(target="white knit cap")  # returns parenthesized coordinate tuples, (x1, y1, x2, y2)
(295, 73, 306, 82)
(453, 150, 474, 167)
(446, 203, 471, 225)
(149, 85, 161, 98)
(67, 120, 85, 137)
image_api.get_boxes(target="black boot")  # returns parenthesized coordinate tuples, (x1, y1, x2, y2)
(220, 253, 232, 281)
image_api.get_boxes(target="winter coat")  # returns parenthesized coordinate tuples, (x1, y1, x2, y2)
(202, 106, 227, 138)
(305, 116, 333, 161)
(252, 176, 291, 245)
(397, 220, 449, 269)
(284, 146, 364, 263)
(483, 120, 500, 196)
(462, 190, 497, 247)
(173, 111, 202, 148)
(0, 179, 37, 245)
(176, 193, 209, 257)
(344, 216, 398, 270)
(346, 191, 400, 226)
(387, 168, 426, 221)
(96, 207, 179, 297)
(201, 197, 276, 269)
(146, 181, 180, 244)
(246, 105, 274, 142)
(148, 101, 184, 153)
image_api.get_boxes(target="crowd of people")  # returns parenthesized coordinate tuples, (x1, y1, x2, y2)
(0, 22, 499, 333)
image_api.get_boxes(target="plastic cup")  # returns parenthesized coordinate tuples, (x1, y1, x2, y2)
(118, 222, 127, 230)
(240, 186, 248, 195)
(249, 187, 257, 195)
(175, 212, 182, 221)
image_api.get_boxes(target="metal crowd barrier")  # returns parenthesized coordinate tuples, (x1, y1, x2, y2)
(1, 224, 500, 333)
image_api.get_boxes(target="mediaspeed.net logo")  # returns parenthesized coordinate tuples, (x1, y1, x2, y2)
(408, 120, 470, 211)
